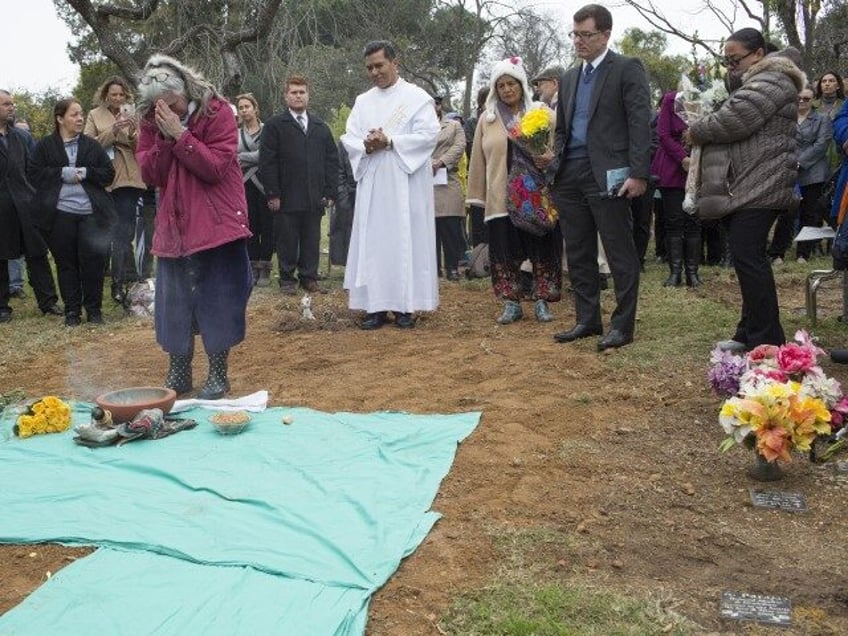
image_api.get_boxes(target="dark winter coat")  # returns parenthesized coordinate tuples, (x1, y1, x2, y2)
(0, 127, 50, 259)
(28, 132, 117, 233)
(688, 55, 806, 219)
(259, 111, 339, 213)
(651, 91, 689, 189)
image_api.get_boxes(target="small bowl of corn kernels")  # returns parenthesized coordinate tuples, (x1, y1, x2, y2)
(209, 411, 251, 435)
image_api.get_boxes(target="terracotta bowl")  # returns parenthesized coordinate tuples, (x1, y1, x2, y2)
(95, 387, 177, 423)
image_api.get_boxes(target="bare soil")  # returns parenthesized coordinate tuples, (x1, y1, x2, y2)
(2, 271, 848, 634)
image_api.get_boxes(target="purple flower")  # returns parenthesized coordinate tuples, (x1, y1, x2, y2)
(708, 346, 748, 397)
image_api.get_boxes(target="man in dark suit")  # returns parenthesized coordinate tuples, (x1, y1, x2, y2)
(260, 75, 339, 295)
(549, 4, 651, 351)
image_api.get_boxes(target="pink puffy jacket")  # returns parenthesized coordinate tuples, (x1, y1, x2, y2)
(137, 96, 251, 257)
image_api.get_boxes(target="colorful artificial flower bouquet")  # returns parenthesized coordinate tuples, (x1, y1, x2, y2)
(507, 107, 552, 157)
(12, 396, 72, 438)
(708, 331, 848, 464)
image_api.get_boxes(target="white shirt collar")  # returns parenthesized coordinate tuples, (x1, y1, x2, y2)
(289, 109, 307, 123)
(583, 48, 609, 72)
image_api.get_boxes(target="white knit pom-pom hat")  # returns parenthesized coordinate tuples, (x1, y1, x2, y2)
(484, 56, 535, 122)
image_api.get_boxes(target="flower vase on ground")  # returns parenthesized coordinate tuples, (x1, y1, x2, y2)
(748, 449, 784, 482)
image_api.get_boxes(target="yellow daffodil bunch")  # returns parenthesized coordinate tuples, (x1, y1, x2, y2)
(13, 396, 72, 438)
(719, 380, 832, 463)
(509, 107, 551, 156)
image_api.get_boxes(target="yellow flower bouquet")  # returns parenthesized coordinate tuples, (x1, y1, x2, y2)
(13, 396, 72, 438)
(508, 107, 551, 156)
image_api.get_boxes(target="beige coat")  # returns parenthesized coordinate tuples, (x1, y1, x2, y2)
(433, 118, 466, 217)
(84, 105, 146, 192)
(466, 104, 554, 221)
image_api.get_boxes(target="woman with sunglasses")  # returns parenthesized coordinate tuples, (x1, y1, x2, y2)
(136, 55, 252, 400)
(687, 29, 805, 352)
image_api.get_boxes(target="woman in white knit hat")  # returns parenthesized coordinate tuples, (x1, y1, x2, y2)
(466, 56, 562, 325)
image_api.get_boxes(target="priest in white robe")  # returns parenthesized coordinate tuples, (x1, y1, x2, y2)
(341, 40, 440, 330)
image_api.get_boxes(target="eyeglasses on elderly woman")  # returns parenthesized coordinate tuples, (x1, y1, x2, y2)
(139, 71, 174, 85)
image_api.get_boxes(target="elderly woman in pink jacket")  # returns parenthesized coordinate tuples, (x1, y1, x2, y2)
(136, 54, 252, 400)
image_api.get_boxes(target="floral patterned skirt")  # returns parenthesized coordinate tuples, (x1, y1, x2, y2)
(487, 216, 562, 302)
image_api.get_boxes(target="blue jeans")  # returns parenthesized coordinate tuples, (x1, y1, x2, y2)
(7, 257, 24, 291)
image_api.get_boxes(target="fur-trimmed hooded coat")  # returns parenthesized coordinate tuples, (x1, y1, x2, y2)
(688, 54, 807, 219)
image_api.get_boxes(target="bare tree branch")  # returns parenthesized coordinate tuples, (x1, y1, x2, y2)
(94, 0, 159, 21)
(621, 0, 723, 57)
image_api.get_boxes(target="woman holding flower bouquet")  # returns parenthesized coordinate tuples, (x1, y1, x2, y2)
(688, 30, 805, 351)
(466, 57, 562, 325)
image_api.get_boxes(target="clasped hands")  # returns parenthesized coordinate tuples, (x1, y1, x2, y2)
(154, 99, 184, 140)
(364, 128, 390, 154)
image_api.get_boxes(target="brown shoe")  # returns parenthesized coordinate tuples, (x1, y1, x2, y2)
(300, 279, 326, 294)
(280, 281, 297, 296)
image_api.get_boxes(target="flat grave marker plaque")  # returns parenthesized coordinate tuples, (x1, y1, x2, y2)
(748, 489, 807, 512)
(720, 591, 791, 626)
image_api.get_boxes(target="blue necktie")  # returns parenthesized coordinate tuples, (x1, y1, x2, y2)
(583, 63, 594, 84)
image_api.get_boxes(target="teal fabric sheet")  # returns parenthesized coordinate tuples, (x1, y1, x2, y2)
(0, 405, 479, 634)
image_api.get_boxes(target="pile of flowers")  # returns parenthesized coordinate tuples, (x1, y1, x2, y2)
(709, 331, 848, 464)
(13, 396, 72, 438)
(674, 74, 729, 214)
(508, 107, 551, 156)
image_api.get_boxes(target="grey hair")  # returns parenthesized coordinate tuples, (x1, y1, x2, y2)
(136, 54, 221, 117)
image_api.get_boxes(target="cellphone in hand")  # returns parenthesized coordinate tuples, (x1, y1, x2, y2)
(120, 103, 136, 117)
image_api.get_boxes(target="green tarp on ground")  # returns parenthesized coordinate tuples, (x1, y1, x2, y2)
(0, 405, 479, 634)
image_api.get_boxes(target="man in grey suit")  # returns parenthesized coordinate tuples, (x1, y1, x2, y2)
(549, 4, 651, 351)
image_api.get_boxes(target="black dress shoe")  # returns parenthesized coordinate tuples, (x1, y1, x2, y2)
(0, 309, 11, 323)
(446, 270, 460, 281)
(42, 304, 64, 316)
(65, 314, 82, 327)
(395, 312, 416, 328)
(360, 312, 387, 330)
(9, 289, 26, 299)
(554, 324, 603, 343)
(597, 329, 633, 352)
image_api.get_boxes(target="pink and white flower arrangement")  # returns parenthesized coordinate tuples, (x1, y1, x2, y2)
(708, 330, 846, 463)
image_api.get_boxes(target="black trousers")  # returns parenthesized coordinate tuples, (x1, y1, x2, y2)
(767, 208, 796, 260)
(435, 216, 465, 274)
(796, 182, 826, 259)
(653, 195, 666, 259)
(661, 187, 700, 239)
(630, 189, 653, 266)
(273, 207, 322, 284)
(110, 187, 143, 285)
(467, 204, 488, 247)
(48, 212, 109, 319)
(246, 180, 275, 262)
(728, 208, 785, 347)
(0, 253, 59, 313)
(552, 158, 640, 335)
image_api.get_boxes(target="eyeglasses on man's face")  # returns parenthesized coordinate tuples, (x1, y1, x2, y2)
(568, 30, 602, 41)
(720, 50, 755, 69)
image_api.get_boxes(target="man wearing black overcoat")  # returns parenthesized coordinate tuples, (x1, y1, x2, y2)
(260, 75, 339, 295)
(0, 90, 61, 322)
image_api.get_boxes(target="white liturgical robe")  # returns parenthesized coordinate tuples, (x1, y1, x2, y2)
(341, 79, 440, 313)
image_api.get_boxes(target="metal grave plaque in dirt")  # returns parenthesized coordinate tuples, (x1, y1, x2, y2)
(720, 591, 791, 626)
(748, 488, 807, 512)
(835, 460, 848, 474)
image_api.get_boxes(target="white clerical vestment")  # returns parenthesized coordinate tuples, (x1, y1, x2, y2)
(341, 79, 440, 313)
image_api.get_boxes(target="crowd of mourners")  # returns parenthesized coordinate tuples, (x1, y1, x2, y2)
(2, 3, 848, 398)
